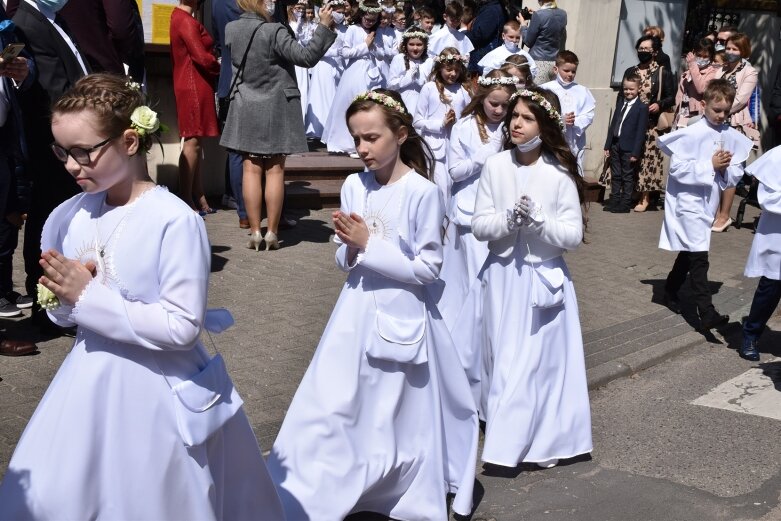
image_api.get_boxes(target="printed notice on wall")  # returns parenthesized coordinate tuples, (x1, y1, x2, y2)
(142, 0, 178, 44)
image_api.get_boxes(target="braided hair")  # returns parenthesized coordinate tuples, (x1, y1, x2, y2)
(52, 73, 157, 154)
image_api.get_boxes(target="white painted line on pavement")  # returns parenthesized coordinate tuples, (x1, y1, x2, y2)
(692, 357, 781, 421)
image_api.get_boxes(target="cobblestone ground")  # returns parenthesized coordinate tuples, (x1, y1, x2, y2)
(0, 197, 767, 475)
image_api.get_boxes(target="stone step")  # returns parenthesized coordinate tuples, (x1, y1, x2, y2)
(285, 152, 364, 181)
(286, 179, 343, 209)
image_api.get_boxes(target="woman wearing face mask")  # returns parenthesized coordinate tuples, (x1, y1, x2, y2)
(221, 0, 337, 251)
(711, 32, 759, 232)
(621, 34, 674, 212)
(673, 38, 718, 129)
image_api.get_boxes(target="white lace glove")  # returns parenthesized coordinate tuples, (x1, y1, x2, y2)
(507, 195, 533, 229)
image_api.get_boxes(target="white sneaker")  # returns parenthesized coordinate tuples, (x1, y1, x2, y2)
(536, 459, 559, 469)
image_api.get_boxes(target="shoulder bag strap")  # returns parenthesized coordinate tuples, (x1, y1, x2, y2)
(656, 65, 663, 104)
(228, 22, 263, 100)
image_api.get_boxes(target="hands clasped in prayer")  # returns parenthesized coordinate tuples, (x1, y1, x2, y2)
(38, 250, 95, 307)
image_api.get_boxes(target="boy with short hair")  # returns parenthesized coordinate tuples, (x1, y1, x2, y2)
(416, 6, 436, 34)
(428, 2, 474, 57)
(477, 20, 537, 77)
(542, 50, 596, 174)
(603, 73, 648, 212)
(658, 79, 754, 330)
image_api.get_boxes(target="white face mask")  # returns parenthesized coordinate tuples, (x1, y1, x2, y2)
(516, 134, 542, 153)
(332, 11, 345, 24)
(714, 43, 725, 52)
(504, 41, 519, 53)
(556, 73, 573, 87)
(293, 10, 302, 19)
(265, 0, 276, 16)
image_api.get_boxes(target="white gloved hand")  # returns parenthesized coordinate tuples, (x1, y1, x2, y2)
(508, 195, 534, 228)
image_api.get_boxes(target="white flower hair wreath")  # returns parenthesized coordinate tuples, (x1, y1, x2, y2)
(477, 76, 520, 87)
(402, 30, 429, 40)
(510, 89, 565, 131)
(434, 53, 468, 64)
(358, 1, 383, 13)
(328, 0, 348, 5)
(353, 91, 407, 114)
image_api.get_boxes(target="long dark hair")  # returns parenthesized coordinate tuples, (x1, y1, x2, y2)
(429, 47, 469, 104)
(345, 89, 435, 180)
(501, 87, 585, 204)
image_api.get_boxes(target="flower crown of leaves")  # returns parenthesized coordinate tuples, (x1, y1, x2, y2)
(328, 0, 348, 5)
(353, 91, 407, 115)
(477, 76, 520, 87)
(434, 53, 468, 64)
(510, 89, 565, 131)
(402, 29, 429, 40)
(358, 1, 383, 13)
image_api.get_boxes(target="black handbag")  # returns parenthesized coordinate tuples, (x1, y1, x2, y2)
(219, 22, 263, 123)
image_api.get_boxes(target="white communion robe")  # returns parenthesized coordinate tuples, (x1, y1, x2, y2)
(293, 19, 318, 121)
(322, 24, 384, 153)
(427, 25, 474, 58)
(437, 115, 503, 410)
(306, 23, 347, 139)
(0, 187, 283, 520)
(540, 78, 595, 174)
(268, 171, 479, 520)
(386, 53, 433, 114)
(472, 150, 592, 466)
(374, 25, 399, 85)
(745, 145, 781, 280)
(414, 81, 471, 205)
(477, 45, 537, 78)
(658, 119, 753, 253)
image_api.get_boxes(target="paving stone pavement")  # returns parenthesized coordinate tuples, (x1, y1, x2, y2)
(0, 197, 767, 475)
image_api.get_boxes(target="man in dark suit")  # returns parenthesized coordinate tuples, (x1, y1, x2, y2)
(58, 0, 145, 82)
(604, 73, 649, 213)
(13, 0, 87, 333)
(0, 5, 37, 354)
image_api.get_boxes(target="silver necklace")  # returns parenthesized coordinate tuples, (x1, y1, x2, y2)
(95, 196, 130, 259)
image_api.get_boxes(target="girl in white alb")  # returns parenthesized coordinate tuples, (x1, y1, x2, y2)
(374, 8, 398, 85)
(414, 47, 472, 204)
(387, 28, 432, 113)
(0, 75, 284, 519)
(437, 71, 516, 410)
(322, 1, 384, 153)
(292, 2, 317, 121)
(305, 0, 349, 139)
(268, 90, 478, 520)
(472, 87, 592, 469)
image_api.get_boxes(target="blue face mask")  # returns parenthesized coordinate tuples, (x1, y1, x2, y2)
(37, 0, 70, 12)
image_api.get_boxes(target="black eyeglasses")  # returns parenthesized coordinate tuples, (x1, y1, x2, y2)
(51, 135, 117, 166)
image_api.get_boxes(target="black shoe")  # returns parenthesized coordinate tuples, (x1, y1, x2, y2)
(7, 291, 33, 309)
(700, 313, 729, 330)
(739, 339, 760, 361)
(0, 297, 21, 318)
(610, 205, 631, 213)
(663, 292, 681, 314)
(602, 200, 616, 211)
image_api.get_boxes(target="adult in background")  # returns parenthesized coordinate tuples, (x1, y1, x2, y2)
(643, 26, 671, 72)
(0, 5, 37, 354)
(58, 0, 145, 82)
(170, 0, 221, 215)
(465, 0, 505, 75)
(711, 32, 758, 232)
(770, 66, 781, 147)
(622, 34, 674, 212)
(673, 38, 718, 129)
(518, 0, 566, 83)
(212, 0, 249, 229)
(221, 0, 336, 251)
(12, 0, 86, 333)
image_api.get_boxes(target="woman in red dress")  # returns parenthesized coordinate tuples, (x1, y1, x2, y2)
(170, 1, 221, 214)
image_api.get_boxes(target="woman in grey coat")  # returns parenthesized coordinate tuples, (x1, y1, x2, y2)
(519, 0, 567, 83)
(221, 0, 336, 250)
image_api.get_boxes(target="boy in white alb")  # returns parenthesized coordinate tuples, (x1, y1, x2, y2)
(427, 2, 474, 58)
(739, 146, 781, 361)
(477, 20, 537, 77)
(540, 51, 595, 174)
(658, 79, 753, 331)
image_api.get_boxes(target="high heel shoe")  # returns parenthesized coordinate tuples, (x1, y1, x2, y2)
(247, 231, 263, 251)
(263, 231, 279, 251)
(711, 217, 733, 232)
